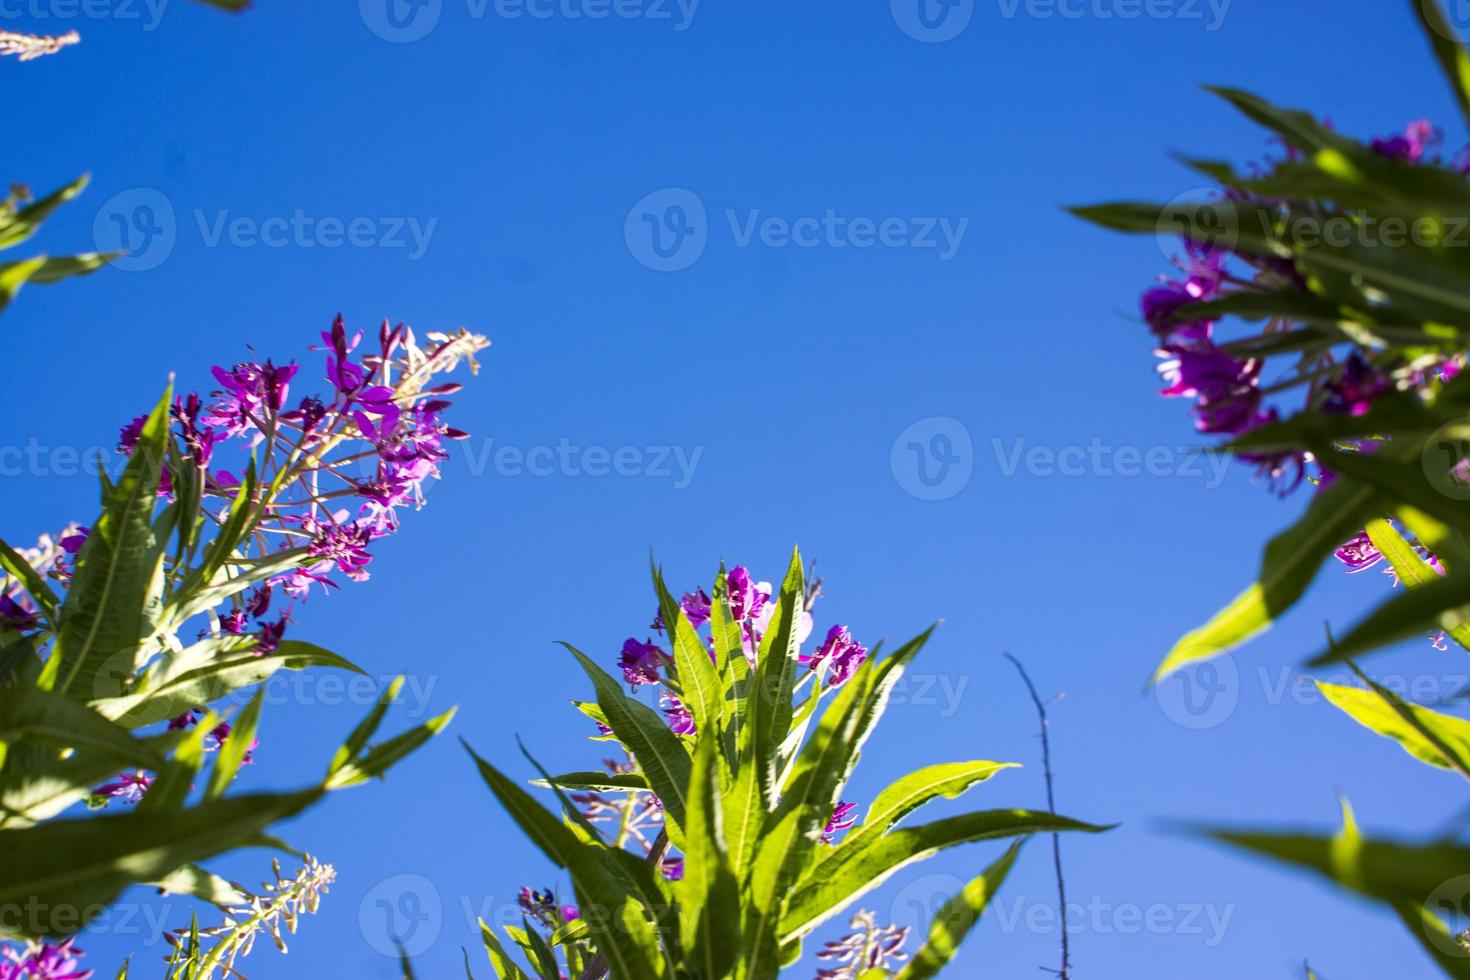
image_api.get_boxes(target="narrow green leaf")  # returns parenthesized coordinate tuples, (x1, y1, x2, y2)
(563, 643, 690, 845)
(682, 730, 739, 980)
(478, 918, 530, 980)
(895, 839, 1024, 980)
(1410, 0, 1470, 132)
(1154, 476, 1378, 682)
(205, 686, 263, 799)
(782, 810, 1111, 944)
(464, 742, 666, 978)
(0, 789, 320, 940)
(1318, 679, 1470, 774)
(54, 384, 172, 697)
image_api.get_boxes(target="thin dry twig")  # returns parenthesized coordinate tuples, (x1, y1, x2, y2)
(0, 29, 80, 61)
(1003, 651, 1071, 980)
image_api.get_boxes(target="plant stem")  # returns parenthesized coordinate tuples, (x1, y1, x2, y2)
(1003, 652, 1070, 980)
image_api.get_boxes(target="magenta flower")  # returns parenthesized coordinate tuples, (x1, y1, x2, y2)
(1323, 354, 1390, 417)
(92, 770, 153, 805)
(802, 625, 869, 689)
(661, 692, 696, 736)
(1, 938, 94, 980)
(1335, 530, 1383, 573)
(619, 638, 665, 688)
(821, 801, 859, 845)
(1371, 119, 1438, 162)
(660, 857, 685, 881)
(726, 566, 770, 623)
(1157, 346, 1262, 434)
(306, 520, 374, 581)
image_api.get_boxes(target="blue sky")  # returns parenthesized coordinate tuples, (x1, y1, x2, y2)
(6, 0, 1470, 977)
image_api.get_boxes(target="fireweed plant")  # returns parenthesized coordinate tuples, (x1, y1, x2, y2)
(1075, 0, 1470, 972)
(0, 315, 489, 978)
(453, 551, 1109, 980)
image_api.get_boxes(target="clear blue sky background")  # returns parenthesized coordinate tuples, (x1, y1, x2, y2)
(6, 1, 1470, 977)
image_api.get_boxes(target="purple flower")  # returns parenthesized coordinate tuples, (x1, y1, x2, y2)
(1371, 119, 1438, 162)
(802, 625, 869, 688)
(306, 520, 373, 581)
(1, 938, 94, 980)
(821, 801, 859, 845)
(1335, 530, 1383, 572)
(0, 595, 37, 631)
(680, 588, 712, 628)
(660, 857, 684, 881)
(1323, 354, 1390, 417)
(1157, 346, 1262, 435)
(661, 692, 696, 735)
(726, 566, 770, 623)
(92, 770, 152, 805)
(560, 904, 580, 922)
(116, 414, 148, 455)
(619, 638, 664, 688)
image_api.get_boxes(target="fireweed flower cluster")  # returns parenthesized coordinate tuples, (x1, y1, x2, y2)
(0, 316, 486, 978)
(1135, 121, 1469, 642)
(7, 317, 489, 805)
(0, 938, 93, 980)
(813, 910, 910, 980)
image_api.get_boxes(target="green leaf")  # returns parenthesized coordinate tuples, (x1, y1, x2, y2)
(528, 771, 649, 793)
(1394, 901, 1470, 980)
(205, 685, 263, 799)
(1365, 519, 1470, 652)
(855, 761, 1019, 843)
(781, 810, 1111, 944)
(0, 254, 110, 314)
(478, 918, 530, 980)
(323, 706, 456, 789)
(563, 643, 690, 846)
(150, 864, 247, 905)
(0, 537, 59, 624)
(1308, 569, 1470, 666)
(54, 385, 172, 697)
(653, 559, 723, 742)
(0, 687, 168, 770)
(894, 839, 1024, 980)
(97, 638, 364, 729)
(0, 789, 320, 939)
(329, 676, 404, 776)
(464, 742, 667, 978)
(1410, 0, 1470, 133)
(1317, 678, 1470, 774)
(1153, 476, 1378, 682)
(0, 176, 88, 250)
(745, 548, 804, 808)
(681, 731, 739, 980)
